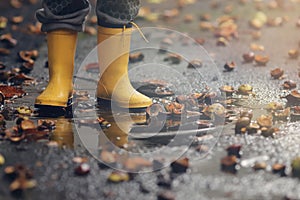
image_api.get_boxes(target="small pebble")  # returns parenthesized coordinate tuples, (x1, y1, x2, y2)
(74, 163, 90, 176)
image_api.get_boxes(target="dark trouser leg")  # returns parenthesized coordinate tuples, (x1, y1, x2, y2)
(36, 0, 90, 32)
(96, 0, 140, 27)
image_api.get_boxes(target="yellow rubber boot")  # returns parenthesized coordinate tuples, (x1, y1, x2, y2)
(35, 30, 77, 108)
(97, 26, 152, 109)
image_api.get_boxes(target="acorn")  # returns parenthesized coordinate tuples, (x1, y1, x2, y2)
(226, 144, 242, 158)
(238, 84, 253, 95)
(74, 163, 90, 176)
(242, 52, 255, 63)
(170, 157, 189, 173)
(284, 90, 300, 106)
(270, 68, 284, 79)
(283, 80, 297, 90)
(235, 117, 251, 134)
(129, 52, 144, 63)
(247, 123, 260, 134)
(157, 190, 176, 200)
(272, 163, 286, 177)
(254, 55, 269, 66)
(288, 49, 299, 59)
(253, 162, 267, 171)
(224, 61, 236, 72)
(220, 85, 235, 96)
(221, 156, 237, 174)
(257, 115, 273, 128)
(108, 171, 130, 183)
(187, 59, 202, 68)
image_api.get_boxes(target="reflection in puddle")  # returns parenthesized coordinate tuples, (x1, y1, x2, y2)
(98, 110, 148, 148)
(50, 118, 74, 148)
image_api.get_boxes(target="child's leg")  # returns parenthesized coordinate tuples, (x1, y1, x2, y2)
(96, 0, 152, 110)
(36, 0, 90, 32)
(96, 0, 140, 26)
(35, 0, 90, 109)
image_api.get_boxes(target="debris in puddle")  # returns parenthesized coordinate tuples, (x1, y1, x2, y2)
(16, 106, 33, 115)
(270, 68, 284, 79)
(272, 108, 290, 121)
(157, 190, 176, 200)
(283, 80, 297, 90)
(219, 85, 235, 97)
(216, 37, 228, 46)
(250, 43, 265, 51)
(266, 102, 284, 111)
(249, 11, 267, 29)
(290, 106, 300, 122)
(10, 15, 23, 24)
(163, 53, 182, 64)
(18, 50, 38, 63)
(129, 52, 145, 63)
(195, 144, 209, 153)
(146, 103, 165, 117)
(235, 116, 251, 134)
(247, 122, 260, 134)
(170, 157, 189, 173)
(257, 115, 273, 128)
(37, 119, 56, 131)
(253, 162, 267, 171)
(124, 157, 152, 171)
(72, 157, 88, 164)
(226, 144, 242, 158)
(261, 127, 277, 137)
(0, 16, 8, 29)
(242, 52, 255, 63)
(0, 33, 17, 47)
(5, 164, 37, 193)
(74, 163, 90, 176)
(284, 90, 300, 106)
(224, 61, 236, 72)
(157, 173, 172, 188)
(254, 55, 269, 66)
(237, 84, 253, 95)
(288, 49, 299, 59)
(221, 155, 237, 174)
(272, 163, 286, 176)
(99, 150, 117, 166)
(108, 171, 130, 183)
(187, 59, 202, 69)
(0, 48, 10, 55)
(84, 62, 99, 72)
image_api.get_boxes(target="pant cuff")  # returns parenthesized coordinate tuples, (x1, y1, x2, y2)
(98, 20, 132, 29)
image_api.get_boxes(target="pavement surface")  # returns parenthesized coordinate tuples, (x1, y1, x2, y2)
(2, 0, 300, 200)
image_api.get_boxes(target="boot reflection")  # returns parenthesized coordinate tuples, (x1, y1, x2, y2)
(50, 118, 74, 148)
(98, 111, 147, 148)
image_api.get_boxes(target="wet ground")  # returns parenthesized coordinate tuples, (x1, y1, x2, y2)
(2, 0, 300, 199)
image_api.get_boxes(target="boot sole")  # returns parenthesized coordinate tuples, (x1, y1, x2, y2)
(97, 98, 150, 113)
(34, 104, 73, 118)
(34, 98, 73, 117)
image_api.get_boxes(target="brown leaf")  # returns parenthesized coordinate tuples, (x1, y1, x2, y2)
(0, 85, 26, 99)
